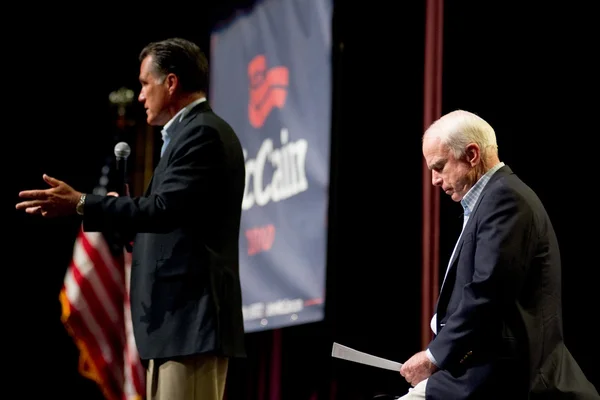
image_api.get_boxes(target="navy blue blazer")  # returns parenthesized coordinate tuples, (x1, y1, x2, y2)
(82, 101, 246, 361)
(426, 165, 598, 399)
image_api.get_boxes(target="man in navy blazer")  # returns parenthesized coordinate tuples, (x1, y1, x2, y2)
(16, 38, 246, 400)
(397, 110, 598, 399)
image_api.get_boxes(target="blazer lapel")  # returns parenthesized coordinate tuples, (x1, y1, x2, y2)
(436, 165, 514, 305)
(439, 228, 467, 296)
(144, 175, 154, 196)
(160, 100, 211, 162)
(143, 101, 212, 197)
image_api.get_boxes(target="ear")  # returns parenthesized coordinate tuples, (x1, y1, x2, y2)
(165, 73, 178, 95)
(465, 143, 480, 167)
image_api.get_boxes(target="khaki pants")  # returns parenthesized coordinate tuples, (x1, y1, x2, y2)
(398, 378, 427, 399)
(146, 354, 229, 400)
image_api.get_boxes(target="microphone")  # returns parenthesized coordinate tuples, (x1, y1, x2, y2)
(114, 141, 131, 196)
(112, 141, 133, 253)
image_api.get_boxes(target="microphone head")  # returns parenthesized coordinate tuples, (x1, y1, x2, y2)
(114, 141, 131, 158)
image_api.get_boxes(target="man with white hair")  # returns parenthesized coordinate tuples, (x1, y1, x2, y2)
(397, 110, 598, 399)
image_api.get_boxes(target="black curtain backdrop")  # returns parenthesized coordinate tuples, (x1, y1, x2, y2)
(7, 1, 598, 399)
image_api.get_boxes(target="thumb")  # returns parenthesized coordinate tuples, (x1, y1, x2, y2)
(43, 174, 61, 187)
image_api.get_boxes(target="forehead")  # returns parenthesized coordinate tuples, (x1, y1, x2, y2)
(423, 135, 446, 161)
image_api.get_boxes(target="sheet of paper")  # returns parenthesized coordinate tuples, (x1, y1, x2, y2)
(331, 342, 403, 371)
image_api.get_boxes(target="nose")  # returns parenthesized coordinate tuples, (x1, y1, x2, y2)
(431, 170, 442, 186)
(138, 91, 145, 102)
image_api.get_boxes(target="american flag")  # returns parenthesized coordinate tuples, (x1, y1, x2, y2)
(59, 225, 145, 400)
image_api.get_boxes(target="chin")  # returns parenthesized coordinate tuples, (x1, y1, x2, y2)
(146, 115, 160, 126)
(451, 193, 463, 202)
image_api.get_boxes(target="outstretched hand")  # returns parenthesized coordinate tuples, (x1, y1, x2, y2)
(16, 174, 82, 218)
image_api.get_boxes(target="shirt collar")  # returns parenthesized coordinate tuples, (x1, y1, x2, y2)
(161, 97, 206, 141)
(461, 162, 505, 216)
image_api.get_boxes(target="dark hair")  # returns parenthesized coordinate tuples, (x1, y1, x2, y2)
(139, 37, 209, 93)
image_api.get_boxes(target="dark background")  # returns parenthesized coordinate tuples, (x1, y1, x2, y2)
(7, 1, 598, 398)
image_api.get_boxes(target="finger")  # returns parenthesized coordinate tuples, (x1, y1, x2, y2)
(18, 189, 50, 199)
(43, 174, 62, 188)
(107, 192, 119, 197)
(16, 200, 47, 210)
(26, 206, 42, 214)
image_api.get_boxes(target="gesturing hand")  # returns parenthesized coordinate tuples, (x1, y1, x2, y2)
(16, 174, 82, 218)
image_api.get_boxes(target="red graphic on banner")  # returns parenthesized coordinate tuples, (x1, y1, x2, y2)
(246, 224, 276, 255)
(248, 55, 289, 128)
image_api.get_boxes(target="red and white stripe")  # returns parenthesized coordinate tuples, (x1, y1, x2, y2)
(60, 227, 145, 400)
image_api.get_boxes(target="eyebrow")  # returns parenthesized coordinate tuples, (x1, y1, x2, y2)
(430, 159, 446, 170)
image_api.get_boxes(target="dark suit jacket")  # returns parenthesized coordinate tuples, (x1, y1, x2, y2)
(426, 165, 598, 400)
(82, 101, 246, 361)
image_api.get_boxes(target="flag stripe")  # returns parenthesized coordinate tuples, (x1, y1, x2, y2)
(84, 231, 126, 292)
(70, 263, 125, 365)
(65, 295, 124, 399)
(78, 234, 123, 323)
(60, 226, 145, 399)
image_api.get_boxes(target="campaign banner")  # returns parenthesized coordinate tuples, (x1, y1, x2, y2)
(210, 0, 332, 332)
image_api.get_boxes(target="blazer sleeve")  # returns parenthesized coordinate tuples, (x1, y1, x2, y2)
(428, 184, 535, 369)
(82, 125, 224, 233)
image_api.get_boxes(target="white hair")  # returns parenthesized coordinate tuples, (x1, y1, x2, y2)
(424, 110, 498, 160)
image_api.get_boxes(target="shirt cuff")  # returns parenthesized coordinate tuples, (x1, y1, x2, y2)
(426, 348, 439, 367)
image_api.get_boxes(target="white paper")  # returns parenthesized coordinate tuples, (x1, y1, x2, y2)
(331, 342, 403, 371)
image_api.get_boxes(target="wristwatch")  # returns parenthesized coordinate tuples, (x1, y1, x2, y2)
(76, 194, 86, 216)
